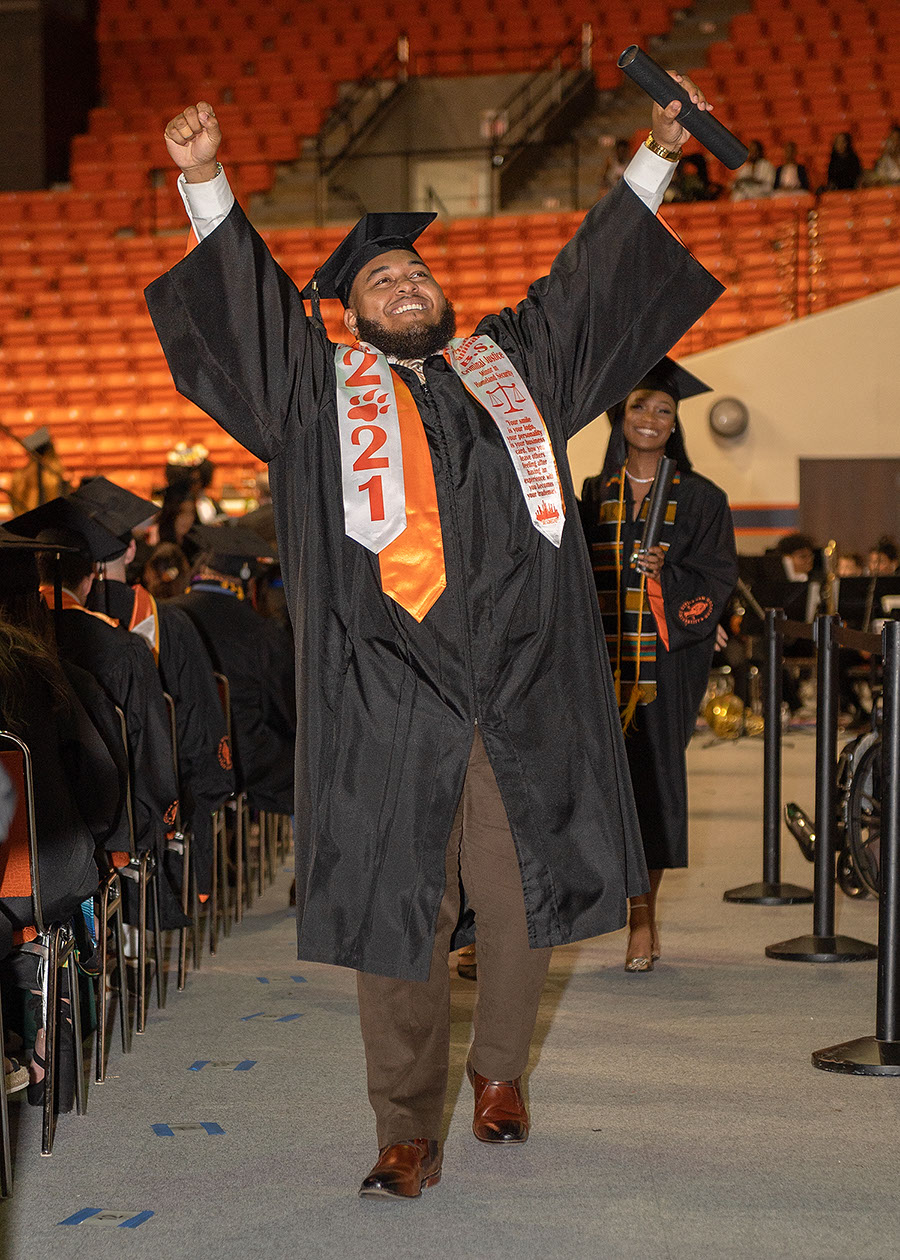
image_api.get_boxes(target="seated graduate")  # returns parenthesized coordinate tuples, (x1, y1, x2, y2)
(169, 522, 295, 818)
(76, 477, 235, 898)
(6, 499, 184, 929)
(0, 534, 122, 1108)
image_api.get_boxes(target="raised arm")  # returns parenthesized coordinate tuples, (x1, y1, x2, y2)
(490, 76, 725, 438)
(146, 104, 322, 462)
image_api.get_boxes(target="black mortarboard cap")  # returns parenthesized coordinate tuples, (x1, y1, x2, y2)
(0, 528, 82, 554)
(22, 426, 52, 453)
(5, 496, 127, 563)
(299, 212, 437, 309)
(187, 521, 276, 581)
(70, 476, 159, 544)
(602, 358, 712, 480)
(632, 357, 711, 405)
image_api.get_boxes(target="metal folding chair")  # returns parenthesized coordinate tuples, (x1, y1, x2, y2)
(94, 861, 131, 1084)
(0, 954, 12, 1195)
(212, 673, 248, 943)
(0, 732, 86, 1158)
(162, 693, 192, 992)
(111, 707, 164, 1035)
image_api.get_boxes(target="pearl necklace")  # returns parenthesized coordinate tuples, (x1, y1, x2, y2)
(625, 468, 655, 484)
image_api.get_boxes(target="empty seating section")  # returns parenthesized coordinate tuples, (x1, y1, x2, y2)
(75, 0, 685, 210)
(2, 0, 900, 504)
(4, 186, 900, 504)
(689, 0, 900, 190)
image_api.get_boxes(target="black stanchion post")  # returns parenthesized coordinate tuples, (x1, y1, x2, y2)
(725, 608, 813, 905)
(813, 618, 900, 1073)
(767, 614, 876, 962)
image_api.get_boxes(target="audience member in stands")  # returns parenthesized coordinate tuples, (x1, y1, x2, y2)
(8, 427, 70, 516)
(868, 124, 900, 186)
(169, 524, 294, 819)
(773, 142, 809, 194)
(147, 78, 723, 1199)
(580, 360, 737, 972)
(867, 536, 899, 575)
(143, 542, 191, 599)
(598, 138, 631, 193)
(823, 132, 862, 191)
(730, 139, 776, 200)
(664, 152, 717, 202)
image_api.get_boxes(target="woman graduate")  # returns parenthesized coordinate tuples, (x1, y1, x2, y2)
(580, 359, 737, 971)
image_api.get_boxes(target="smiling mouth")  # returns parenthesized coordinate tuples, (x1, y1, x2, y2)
(390, 301, 428, 315)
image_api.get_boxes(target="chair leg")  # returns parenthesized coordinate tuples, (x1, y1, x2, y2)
(219, 813, 231, 939)
(209, 813, 219, 957)
(191, 860, 202, 971)
(241, 797, 253, 910)
(41, 927, 60, 1157)
(235, 799, 244, 925)
(137, 856, 148, 1035)
(150, 863, 165, 1011)
(113, 883, 132, 1056)
(178, 834, 191, 992)
(65, 939, 86, 1118)
(95, 883, 109, 1084)
(0, 995, 12, 1195)
(257, 812, 266, 897)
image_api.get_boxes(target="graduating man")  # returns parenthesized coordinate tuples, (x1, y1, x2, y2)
(146, 73, 725, 1198)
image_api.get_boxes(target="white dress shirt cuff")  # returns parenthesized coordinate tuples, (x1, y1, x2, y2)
(178, 169, 235, 242)
(624, 143, 678, 214)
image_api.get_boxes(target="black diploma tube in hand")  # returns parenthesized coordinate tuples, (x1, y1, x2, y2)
(618, 45, 749, 170)
(635, 456, 676, 566)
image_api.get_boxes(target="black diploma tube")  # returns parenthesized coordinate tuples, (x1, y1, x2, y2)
(634, 455, 676, 566)
(618, 45, 749, 170)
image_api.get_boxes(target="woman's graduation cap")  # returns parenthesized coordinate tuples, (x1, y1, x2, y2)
(69, 477, 159, 548)
(602, 357, 712, 479)
(299, 212, 437, 319)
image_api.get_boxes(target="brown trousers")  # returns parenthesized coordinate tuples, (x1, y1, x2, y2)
(357, 730, 552, 1146)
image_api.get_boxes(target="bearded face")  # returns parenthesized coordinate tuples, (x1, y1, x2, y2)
(344, 249, 456, 358)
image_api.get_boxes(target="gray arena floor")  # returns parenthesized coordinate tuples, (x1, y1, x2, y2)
(2, 728, 898, 1260)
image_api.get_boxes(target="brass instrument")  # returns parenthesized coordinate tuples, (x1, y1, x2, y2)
(821, 539, 837, 616)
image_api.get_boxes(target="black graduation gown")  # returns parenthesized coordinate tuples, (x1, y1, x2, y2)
(146, 179, 724, 980)
(60, 660, 131, 854)
(0, 669, 101, 935)
(87, 580, 235, 893)
(168, 583, 295, 815)
(51, 605, 178, 856)
(580, 471, 738, 867)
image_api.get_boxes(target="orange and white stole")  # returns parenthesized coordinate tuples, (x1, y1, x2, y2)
(445, 334, 565, 547)
(334, 335, 565, 621)
(128, 584, 161, 664)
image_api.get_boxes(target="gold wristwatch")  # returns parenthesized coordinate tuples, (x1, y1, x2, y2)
(644, 134, 682, 162)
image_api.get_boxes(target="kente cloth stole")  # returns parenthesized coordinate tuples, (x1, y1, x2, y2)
(590, 468, 679, 725)
(334, 335, 564, 622)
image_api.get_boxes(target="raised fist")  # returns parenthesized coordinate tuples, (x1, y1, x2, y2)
(164, 102, 222, 182)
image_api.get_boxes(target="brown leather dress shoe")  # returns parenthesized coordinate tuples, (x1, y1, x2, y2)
(358, 1139, 442, 1199)
(466, 1059, 529, 1143)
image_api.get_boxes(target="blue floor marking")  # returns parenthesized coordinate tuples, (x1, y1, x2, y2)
(58, 1209, 102, 1225)
(189, 1060, 210, 1071)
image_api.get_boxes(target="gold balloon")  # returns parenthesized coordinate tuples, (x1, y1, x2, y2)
(744, 710, 764, 737)
(703, 692, 745, 739)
